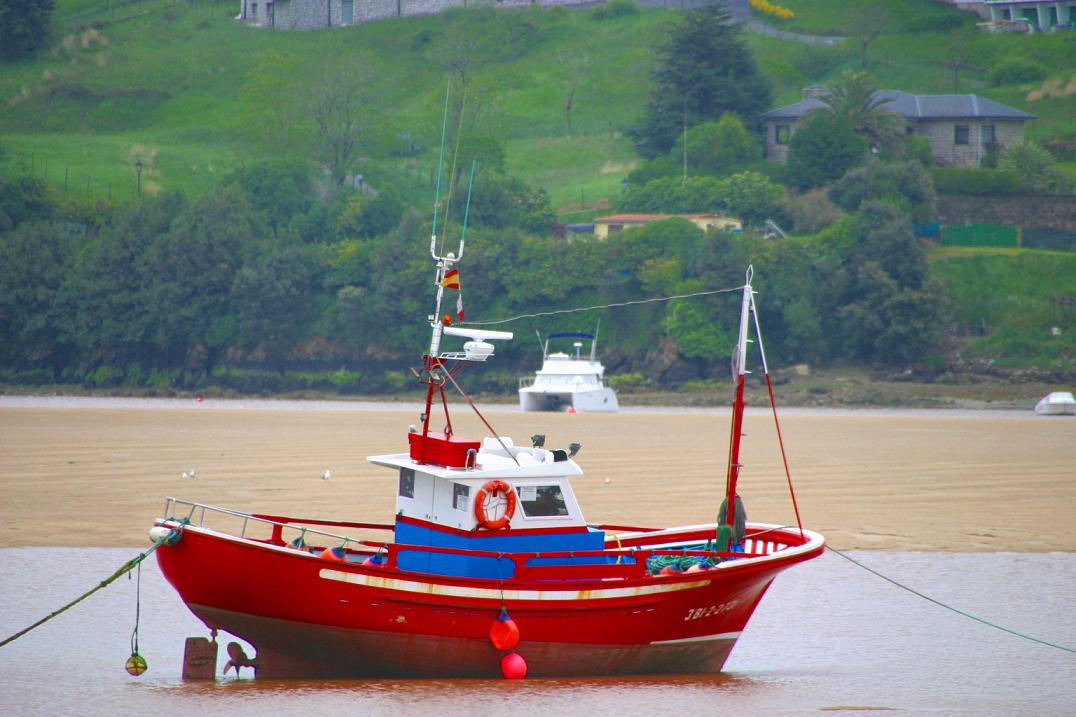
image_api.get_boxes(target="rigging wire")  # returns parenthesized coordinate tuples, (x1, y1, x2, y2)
(452, 274, 1076, 657)
(826, 545, 1075, 655)
(0, 528, 179, 649)
(462, 285, 745, 327)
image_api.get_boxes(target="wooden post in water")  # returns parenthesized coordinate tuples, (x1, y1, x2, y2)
(182, 636, 218, 679)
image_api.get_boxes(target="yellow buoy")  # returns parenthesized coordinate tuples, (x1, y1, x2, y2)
(125, 653, 148, 676)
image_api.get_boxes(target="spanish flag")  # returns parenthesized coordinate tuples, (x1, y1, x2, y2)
(441, 269, 460, 289)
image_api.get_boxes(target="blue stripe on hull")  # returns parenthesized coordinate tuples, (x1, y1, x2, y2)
(393, 520, 607, 578)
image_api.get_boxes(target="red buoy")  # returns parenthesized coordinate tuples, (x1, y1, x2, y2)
(489, 609, 520, 652)
(320, 546, 346, 562)
(500, 651, 527, 679)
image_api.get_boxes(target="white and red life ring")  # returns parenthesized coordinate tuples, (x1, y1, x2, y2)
(474, 480, 517, 530)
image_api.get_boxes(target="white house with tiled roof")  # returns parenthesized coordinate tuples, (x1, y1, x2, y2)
(592, 213, 741, 239)
(983, 1, 1076, 30)
(758, 90, 1037, 168)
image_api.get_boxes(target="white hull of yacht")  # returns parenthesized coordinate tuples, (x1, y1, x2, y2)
(1034, 392, 1076, 416)
(519, 386, 619, 412)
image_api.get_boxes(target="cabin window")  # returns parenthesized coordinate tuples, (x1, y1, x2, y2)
(452, 483, 470, 511)
(398, 468, 414, 498)
(775, 124, 791, 145)
(518, 485, 568, 517)
(251, 2, 258, 19)
(981, 124, 996, 146)
(954, 125, 970, 145)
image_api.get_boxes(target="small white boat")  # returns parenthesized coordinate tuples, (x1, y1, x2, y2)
(519, 331, 619, 412)
(1034, 391, 1076, 416)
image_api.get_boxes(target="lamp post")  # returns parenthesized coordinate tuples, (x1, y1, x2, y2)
(134, 159, 143, 197)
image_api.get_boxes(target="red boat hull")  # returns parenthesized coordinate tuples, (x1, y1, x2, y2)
(155, 521, 822, 678)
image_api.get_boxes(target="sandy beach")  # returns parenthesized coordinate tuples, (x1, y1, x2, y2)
(1, 401, 1073, 551)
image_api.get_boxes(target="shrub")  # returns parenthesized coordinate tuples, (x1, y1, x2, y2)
(618, 176, 723, 213)
(906, 135, 933, 167)
(608, 372, 651, 389)
(902, 13, 967, 33)
(627, 156, 680, 186)
(715, 171, 786, 226)
(785, 188, 842, 234)
(998, 141, 1068, 192)
(85, 366, 125, 388)
(786, 113, 867, 190)
(0, 368, 55, 385)
(671, 114, 760, 178)
(988, 60, 1048, 87)
(592, 0, 638, 20)
(828, 161, 937, 224)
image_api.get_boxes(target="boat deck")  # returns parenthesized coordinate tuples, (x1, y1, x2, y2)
(156, 498, 820, 585)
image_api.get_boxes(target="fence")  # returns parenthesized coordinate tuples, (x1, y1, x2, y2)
(4, 150, 142, 202)
(55, 0, 220, 29)
(941, 223, 1020, 248)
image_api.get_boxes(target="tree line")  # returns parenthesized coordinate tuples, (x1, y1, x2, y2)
(0, 155, 946, 394)
(1, 0, 960, 393)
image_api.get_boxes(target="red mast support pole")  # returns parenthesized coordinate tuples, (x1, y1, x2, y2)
(725, 373, 746, 526)
(723, 268, 754, 529)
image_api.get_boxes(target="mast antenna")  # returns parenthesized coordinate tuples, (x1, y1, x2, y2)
(430, 80, 451, 261)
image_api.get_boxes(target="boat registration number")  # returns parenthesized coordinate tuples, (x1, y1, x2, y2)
(684, 600, 738, 621)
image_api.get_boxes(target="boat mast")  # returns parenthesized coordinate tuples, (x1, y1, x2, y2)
(421, 86, 466, 449)
(591, 320, 600, 362)
(718, 266, 754, 549)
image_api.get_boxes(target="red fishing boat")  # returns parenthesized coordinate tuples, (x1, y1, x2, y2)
(151, 234, 824, 679)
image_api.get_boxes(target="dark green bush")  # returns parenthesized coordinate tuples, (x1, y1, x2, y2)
(906, 135, 933, 167)
(988, 60, 1048, 87)
(0, 368, 56, 384)
(592, 0, 639, 20)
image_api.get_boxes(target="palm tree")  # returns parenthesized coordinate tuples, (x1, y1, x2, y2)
(811, 70, 906, 153)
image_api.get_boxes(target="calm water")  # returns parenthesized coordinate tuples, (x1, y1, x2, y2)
(0, 550, 1072, 716)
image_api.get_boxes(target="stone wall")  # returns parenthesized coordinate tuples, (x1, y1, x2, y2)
(936, 194, 1076, 230)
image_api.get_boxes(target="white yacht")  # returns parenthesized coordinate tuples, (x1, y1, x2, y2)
(518, 332, 619, 412)
(1034, 391, 1076, 416)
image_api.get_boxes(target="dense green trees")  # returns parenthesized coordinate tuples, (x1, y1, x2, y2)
(0, 0, 54, 60)
(671, 114, 760, 178)
(634, 0, 772, 158)
(0, 161, 954, 387)
(828, 161, 936, 225)
(786, 113, 867, 190)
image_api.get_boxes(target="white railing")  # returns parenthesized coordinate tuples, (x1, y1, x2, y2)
(160, 497, 392, 552)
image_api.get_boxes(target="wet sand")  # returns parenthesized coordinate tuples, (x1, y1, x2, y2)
(1, 404, 1073, 551)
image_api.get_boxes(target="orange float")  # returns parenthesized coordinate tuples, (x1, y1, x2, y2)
(473, 480, 516, 530)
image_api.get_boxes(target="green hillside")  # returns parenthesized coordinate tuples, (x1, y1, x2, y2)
(928, 247, 1076, 370)
(2, 0, 1073, 211)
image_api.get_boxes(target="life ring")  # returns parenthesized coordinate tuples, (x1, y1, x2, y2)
(474, 480, 517, 530)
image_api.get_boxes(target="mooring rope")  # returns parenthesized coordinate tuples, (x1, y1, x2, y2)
(461, 285, 745, 327)
(826, 545, 1075, 654)
(0, 528, 179, 649)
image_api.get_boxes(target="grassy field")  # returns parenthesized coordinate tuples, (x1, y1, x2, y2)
(2, 0, 1073, 213)
(928, 246, 1076, 371)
